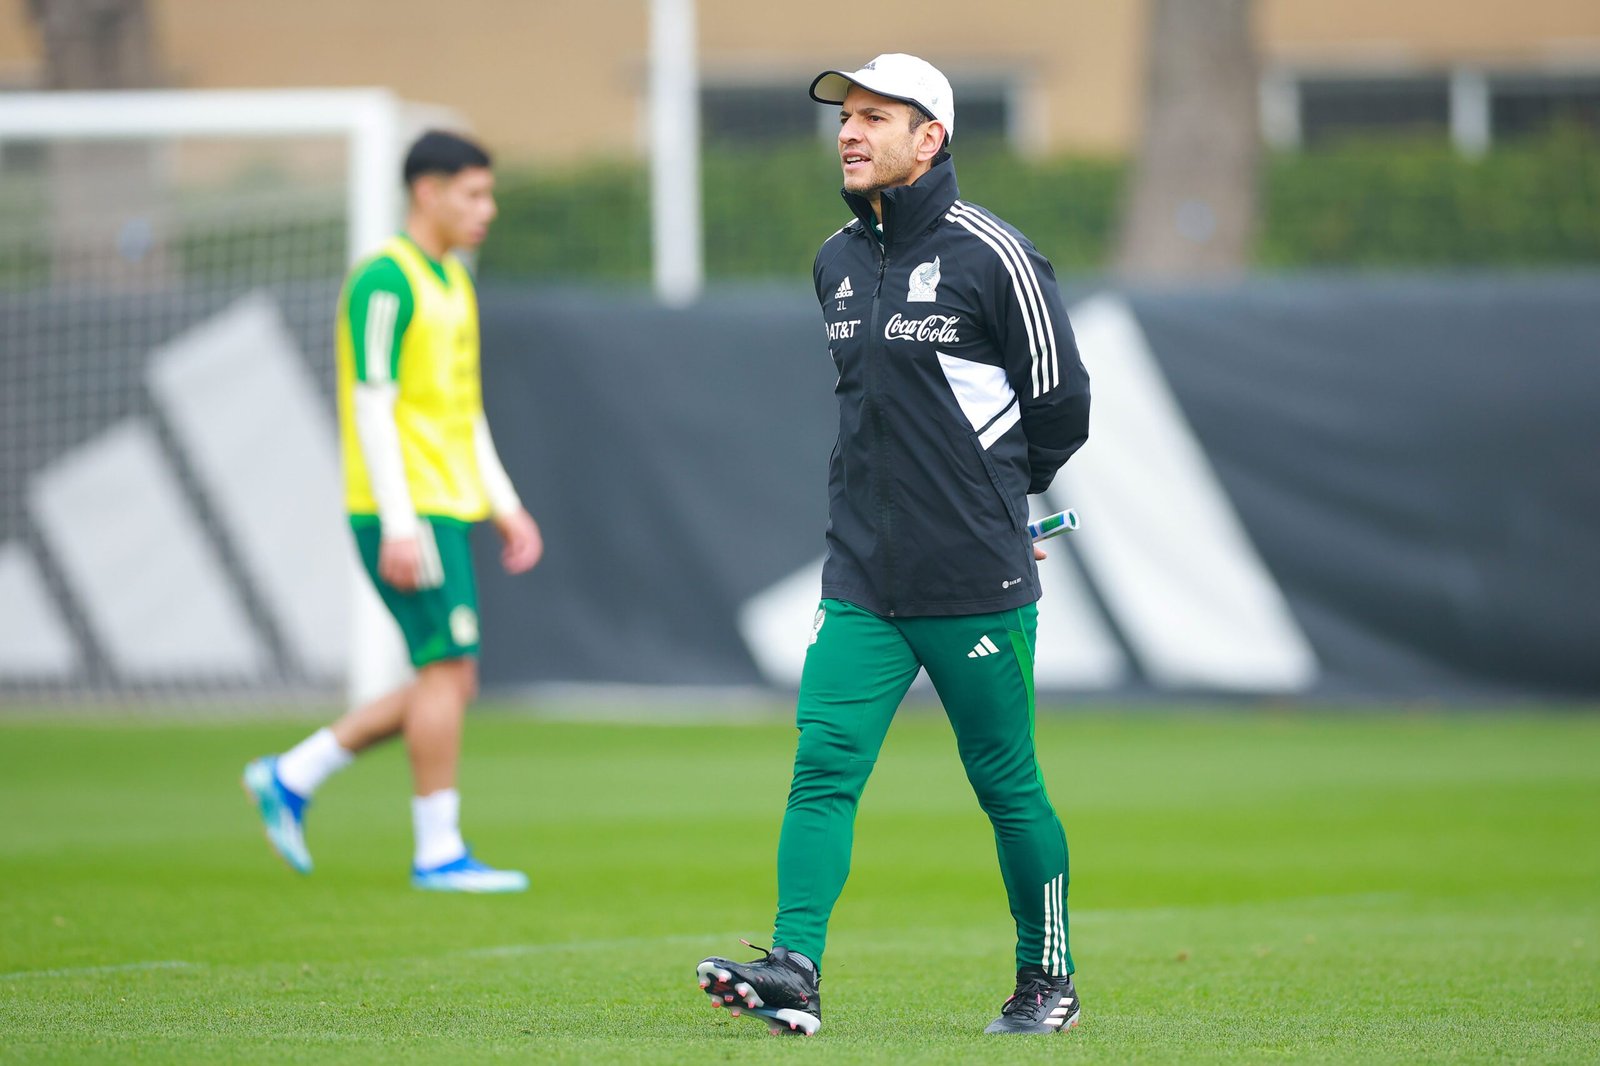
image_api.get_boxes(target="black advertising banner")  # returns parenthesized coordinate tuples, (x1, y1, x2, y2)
(472, 278, 1600, 700)
(2, 278, 1596, 700)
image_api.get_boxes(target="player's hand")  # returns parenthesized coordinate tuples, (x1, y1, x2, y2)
(494, 507, 543, 575)
(1034, 545, 1049, 561)
(379, 536, 423, 592)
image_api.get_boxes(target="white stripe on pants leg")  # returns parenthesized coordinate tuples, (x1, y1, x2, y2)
(1042, 878, 1053, 970)
(1054, 874, 1065, 974)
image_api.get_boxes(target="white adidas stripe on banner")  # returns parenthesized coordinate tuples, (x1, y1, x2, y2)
(732, 295, 1318, 696)
(1054, 296, 1318, 690)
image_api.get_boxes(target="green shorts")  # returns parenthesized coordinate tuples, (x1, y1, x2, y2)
(350, 514, 480, 668)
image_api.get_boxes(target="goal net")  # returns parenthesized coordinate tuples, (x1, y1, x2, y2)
(0, 89, 440, 708)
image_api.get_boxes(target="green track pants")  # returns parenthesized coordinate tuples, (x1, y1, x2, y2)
(773, 598, 1072, 976)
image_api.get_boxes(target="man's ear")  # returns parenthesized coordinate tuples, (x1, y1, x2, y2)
(917, 122, 947, 163)
(410, 174, 439, 211)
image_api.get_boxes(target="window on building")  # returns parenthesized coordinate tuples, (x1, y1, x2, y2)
(1297, 76, 1451, 146)
(1491, 74, 1600, 140)
(946, 80, 1012, 144)
(701, 76, 1020, 148)
(701, 85, 826, 144)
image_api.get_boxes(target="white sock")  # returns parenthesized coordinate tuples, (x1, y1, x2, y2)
(412, 788, 466, 870)
(274, 727, 354, 798)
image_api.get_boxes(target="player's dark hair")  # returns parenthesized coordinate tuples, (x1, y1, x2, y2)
(904, 106, 949, 152)
(403, 130, 492, 187)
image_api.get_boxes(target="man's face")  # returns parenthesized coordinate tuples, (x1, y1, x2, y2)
(417, 166, 498, 250)
(837, 85, 937, 196)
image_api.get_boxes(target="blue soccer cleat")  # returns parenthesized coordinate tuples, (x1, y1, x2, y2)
(242, 756, 312, 874)
(411, 851, 529, 893)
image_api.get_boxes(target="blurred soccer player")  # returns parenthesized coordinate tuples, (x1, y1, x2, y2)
(695, 56, 1090, 1035)
(244, 130, 542, 892)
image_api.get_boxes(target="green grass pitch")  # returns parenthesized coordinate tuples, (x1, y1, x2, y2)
(2, 704, 1597, 1063)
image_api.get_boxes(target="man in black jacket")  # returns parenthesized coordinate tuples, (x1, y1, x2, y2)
(697, 53, 1090, 1037)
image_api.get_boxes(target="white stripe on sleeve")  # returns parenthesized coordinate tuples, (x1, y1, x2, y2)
(957, 201, 1060, 393)
(363, 290, 400, 383)
(948, 202, 1059, 396)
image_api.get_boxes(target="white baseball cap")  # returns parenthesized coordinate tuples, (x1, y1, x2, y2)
(809, 53, 955, 144)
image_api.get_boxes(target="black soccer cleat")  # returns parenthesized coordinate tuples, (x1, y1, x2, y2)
(696, 942, 821, 1036)
(983, 966, 1080, 1034)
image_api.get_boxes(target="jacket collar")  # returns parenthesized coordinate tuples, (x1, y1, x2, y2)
(842, 152, 958, 252)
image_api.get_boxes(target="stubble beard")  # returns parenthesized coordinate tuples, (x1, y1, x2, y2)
(843, 138, 919, 198)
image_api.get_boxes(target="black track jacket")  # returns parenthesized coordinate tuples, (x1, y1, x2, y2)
(813, 154, 1090, 617)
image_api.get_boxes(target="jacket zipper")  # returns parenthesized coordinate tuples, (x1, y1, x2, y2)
(867, 228, 894, 616)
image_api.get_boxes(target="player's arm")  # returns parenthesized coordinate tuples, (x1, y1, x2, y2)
(989, 237, 1091, 495)
(347, 259, 426, 591)
(473, 414, 542, 574)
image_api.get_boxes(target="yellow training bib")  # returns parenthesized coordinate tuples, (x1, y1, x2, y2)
(337, 236, 489, 522)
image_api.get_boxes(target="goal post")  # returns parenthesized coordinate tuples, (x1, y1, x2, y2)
(0, 88, 406, 269)
(0, 88, 445, 707)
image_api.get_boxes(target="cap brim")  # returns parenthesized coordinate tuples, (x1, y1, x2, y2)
(809, 69, 939, 124)
(808, 70, 856, 105)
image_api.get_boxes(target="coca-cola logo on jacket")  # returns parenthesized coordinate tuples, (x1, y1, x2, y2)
(883, 313, 960, 344)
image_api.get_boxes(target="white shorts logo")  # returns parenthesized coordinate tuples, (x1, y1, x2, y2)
(449, 605, 479, 646)
(809, 607, 826, 645)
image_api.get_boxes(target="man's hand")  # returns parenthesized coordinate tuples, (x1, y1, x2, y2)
(494, 507, 544, 575)
(1034, 544, 1048, 561)
(379, 536, 423, 592)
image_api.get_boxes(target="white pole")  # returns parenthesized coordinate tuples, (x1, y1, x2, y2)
(1258, 68, 1302, 151)
(1450, 67, 1491, 159)
(343, 93, 416, 709)
(346, 92, 403, 268)
(649, 0, 703, 307)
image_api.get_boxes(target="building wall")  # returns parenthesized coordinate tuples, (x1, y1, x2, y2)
(1, 0, 1597, 164)
(0, 0, 36, 88)
(1263, 0, 1600, 66)
(695, 1, 1147, 155)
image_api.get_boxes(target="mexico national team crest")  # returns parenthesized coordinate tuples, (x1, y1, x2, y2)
(450, 605, 479, 647)
(908, 257, 941, 302)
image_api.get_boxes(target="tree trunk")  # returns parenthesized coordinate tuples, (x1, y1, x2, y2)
(1114, 0, 1259, 281)
(29, 0, 159, 89)
(28, 0, 167, 287)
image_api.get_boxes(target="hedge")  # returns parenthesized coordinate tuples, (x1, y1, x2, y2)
(475, 132, 1600, 281)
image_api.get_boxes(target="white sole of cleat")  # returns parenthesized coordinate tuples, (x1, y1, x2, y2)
(240, 767, 311, 875)
(755, 1006, 820, 1036)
